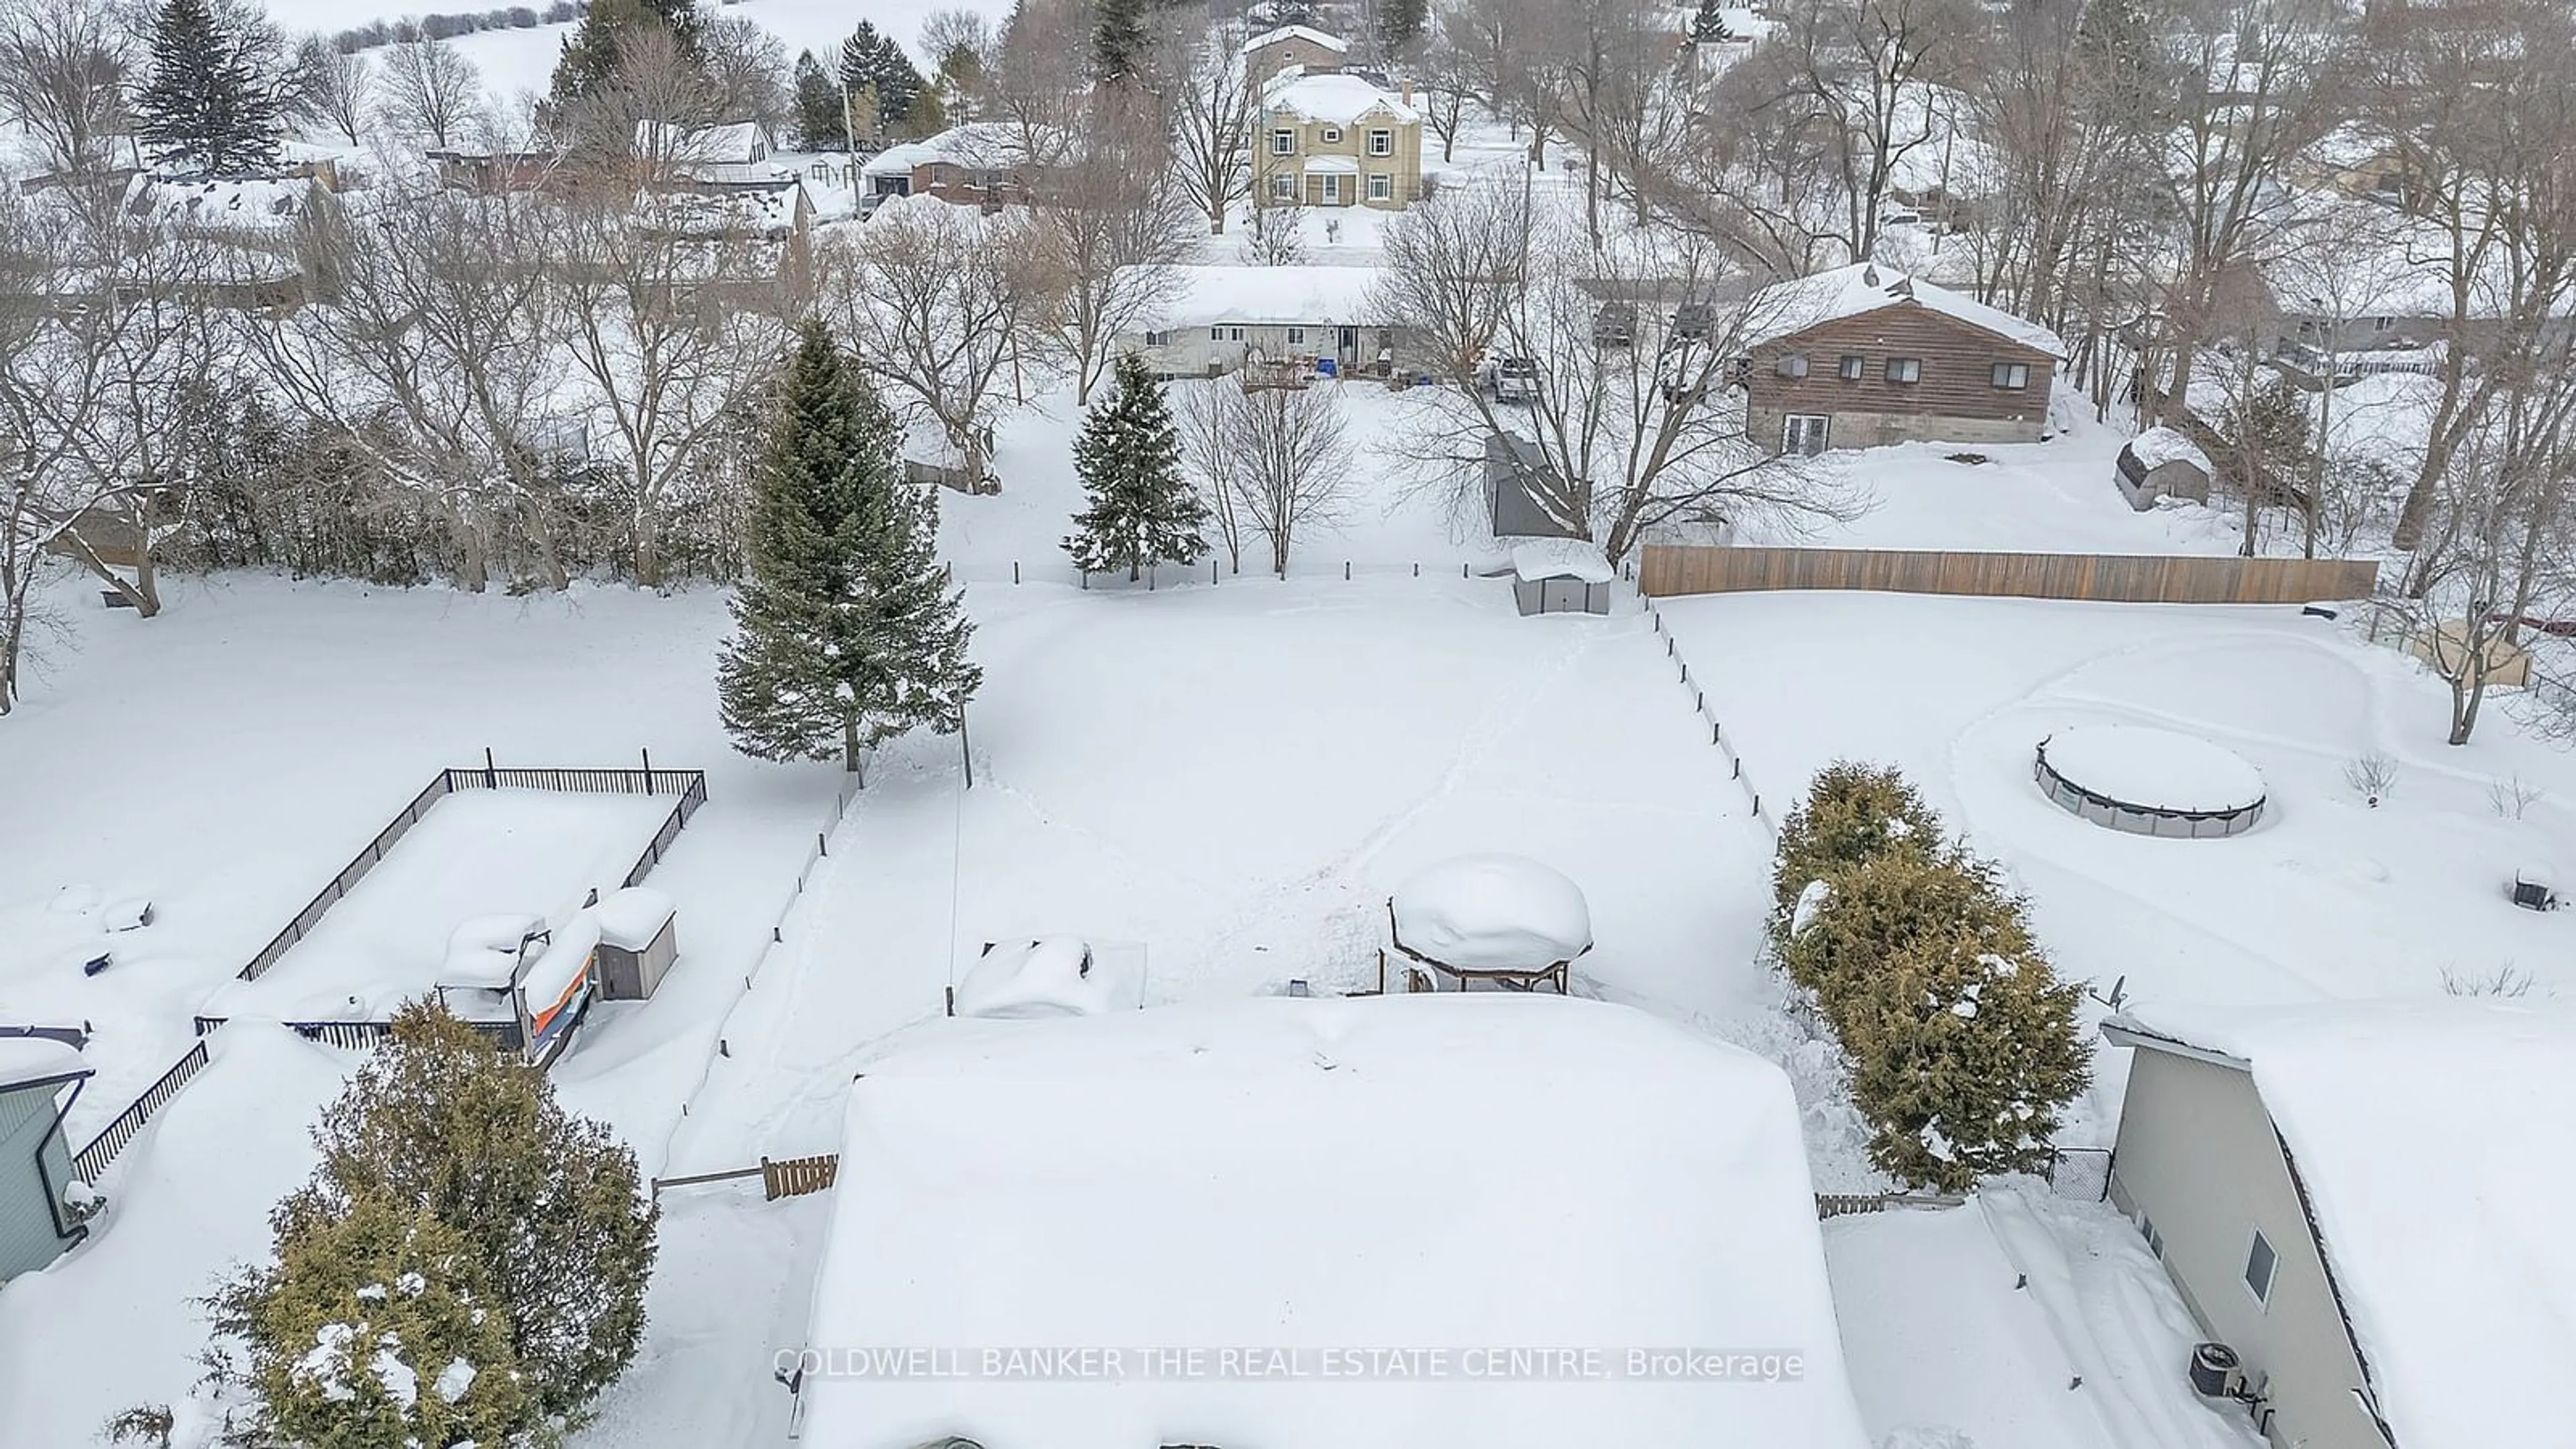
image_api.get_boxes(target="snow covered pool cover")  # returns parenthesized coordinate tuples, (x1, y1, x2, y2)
(2114, 1000, 2576, 1449)
(1389, 854, 1593, 971)
(800, 995, 1870, 1449)
(2037, 724, 2266, 814)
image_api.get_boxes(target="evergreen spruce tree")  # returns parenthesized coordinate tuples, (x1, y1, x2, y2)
(1248, 0, 1322, 29)
(838, 23, 925, 131)
(1064, 353, 1208, 582)
(272, 999, 657, 1429)
(1376, 0, 1429, 56)
(720, 319, 981, 775)
(1093, 0, 1148, 82)
(1688, 0, 1733, 44)
(547, 0, 704, 109)
(792, 50, 847, 148)
(134, 0, 284, 175)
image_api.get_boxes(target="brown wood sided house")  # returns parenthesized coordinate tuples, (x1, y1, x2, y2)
(1741, 263, 2063, 454)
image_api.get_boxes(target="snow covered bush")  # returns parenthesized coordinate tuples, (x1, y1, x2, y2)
(259, 999, 658, 1436)
(1768, 761, 1943, 949)
(211, 1191, 528, 1448)
(1784, 850, 2090, 1193)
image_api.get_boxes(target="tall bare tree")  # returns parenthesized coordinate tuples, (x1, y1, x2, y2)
(1025, 90, 1191, 404)
(1373, 181, 1864, 559)
(824, 199, 1029, 489)
(376, 34, 484, 148)
(1226, 382, 1356, 578)
(0, 0, 131, 189)
(299, 38, 373, 147)
(1166, 22, 1254, 235)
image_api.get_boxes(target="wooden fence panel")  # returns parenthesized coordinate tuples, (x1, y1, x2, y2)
(1638, 545, 2378, 604)
(762, 1153, 840, 1200)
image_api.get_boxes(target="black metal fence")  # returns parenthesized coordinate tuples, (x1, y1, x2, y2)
(237, 755, 708, 983)
(72, 755, 706, 1186)
(72, 1040, 211, 1183)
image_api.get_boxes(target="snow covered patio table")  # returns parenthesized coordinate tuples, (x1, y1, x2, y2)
(794, 995, 1872, 1449)
(1385, 854, 1595, 993)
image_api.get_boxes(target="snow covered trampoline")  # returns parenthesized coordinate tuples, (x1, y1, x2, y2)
(1385, 854, 1593, 992)
(2034, 724, 2267, 838)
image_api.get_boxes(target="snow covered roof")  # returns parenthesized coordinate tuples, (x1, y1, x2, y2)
(800, 995, 1869, 1449)
(635, 119, 767, 166)
(0, 1037, 90, 1093)
(1138, 264, 1383, 328)
(1509, 539, 1614, 584)
(594, 887, 674, 951)
(2123, 425, 2213, 475)
(1264, 70, 1419, 125)
(2107, 999, 2576, 1449)
(1301, 154, 1362, 174)
(953, 936, 1144, 1019)
(1242, 23, 1348, 54)
(1742, 263, 2066, 358)
(1390, 854, 1593, 970)
(861, 123, 1065, 180)
(636, 180, 807, 239)
(120, 174, 317, 236)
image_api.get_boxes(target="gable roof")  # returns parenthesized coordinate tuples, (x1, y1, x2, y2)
(1242, 23, 1348, 54)
(1743, 262, 2065, 358)
(2107, 1000, 2576, 1449)
(1264, 69, 1419, 125)
(800, 995, 1871, 1449)
(1136, 263, 1383, 328)
(0, 1037, 89, 1094)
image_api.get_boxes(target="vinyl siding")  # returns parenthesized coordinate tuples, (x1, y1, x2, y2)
(0, 1083, 82, 1280)
(1250, 107, 1424, 211)
(2107, 1049, 2390, 1449)
(1746, 305, 2056, 448)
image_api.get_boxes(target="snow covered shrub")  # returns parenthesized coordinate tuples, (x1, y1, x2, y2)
(279, 999, 657, 1432)
(1769, 761, 1943, 949)
(1788, 851, 2090, 1193)
(212, 1191, 529, 1448)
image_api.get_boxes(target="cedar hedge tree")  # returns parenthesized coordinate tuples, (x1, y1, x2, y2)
(1768, 759, 1942, 943)
(212, 1192, 530, 1448)
(1774, 767, 2090, 1193)
(210, 1000, 655, 1442)
(1064, 352, 1210, 582)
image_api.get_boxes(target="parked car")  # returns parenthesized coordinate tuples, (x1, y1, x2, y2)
(1481, 355, 1542, 403)
(1671, 303, 1715, 340)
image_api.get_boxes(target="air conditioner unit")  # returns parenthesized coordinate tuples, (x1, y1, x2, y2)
(2190, 1342, 2243, 1399)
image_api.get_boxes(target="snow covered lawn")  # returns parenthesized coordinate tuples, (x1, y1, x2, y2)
(1657, 589, 2576, 1136)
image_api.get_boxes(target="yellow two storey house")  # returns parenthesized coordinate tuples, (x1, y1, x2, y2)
(1252, 70, 1426, 212)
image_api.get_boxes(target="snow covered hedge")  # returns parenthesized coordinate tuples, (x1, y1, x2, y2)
(1772, 767, 2089, 1193)
(1768, 761, 1943, 949)
(196, 1000, 657, 1446)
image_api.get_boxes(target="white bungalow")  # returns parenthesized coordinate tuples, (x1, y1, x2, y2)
(1120, 263, 1397, 378)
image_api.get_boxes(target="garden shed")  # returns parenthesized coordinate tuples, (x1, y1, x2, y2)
(593, 887, 678, 1001)
(2114, 428, 2214, 510)
(1509, 540, 1613, 616)
(0, 1039, 95, 1281)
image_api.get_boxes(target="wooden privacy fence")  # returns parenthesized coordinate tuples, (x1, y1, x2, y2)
(72, 1039, 210, 1183)
(1639, 545, 2379, 604)
(649, 1152, 840, 1202)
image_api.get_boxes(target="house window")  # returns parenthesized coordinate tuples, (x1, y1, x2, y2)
(1368, 129, 1393, 156)
(2245, 1230, 2278, 1307)
(1270, 173, 1296, 201)
(1320, 173, 1342, 204)
(1837, 354, 1866, 381)
(1144, 330, 1169, 347)
(1271, 129, 1296, 156)
(1287, 326, 1306, 345)
(1226, 327, 1244, 342)
(1775, 354, 1810, 379)
(1886, 357, 1923, 384)
(1210, 327, 1224, 341)
(1320, 125, 1342, 144)
(1368, 173, 1393, 201)
(1992, 362, 2029, 390)
(1783, 414, 1829, 455)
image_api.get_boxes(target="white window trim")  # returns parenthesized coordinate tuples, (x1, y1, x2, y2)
(1269, 172, 1296, 199)
(1271, 129, 1296, 156)
(1367, 173, 1392, 200)
(1320, 125, 1342, 144)
(1286, 326, 1306, 345)
(1321, 173, 1342, 204)
(1368, 129, 1393, 156)
(1783, 413, 1829, 455)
